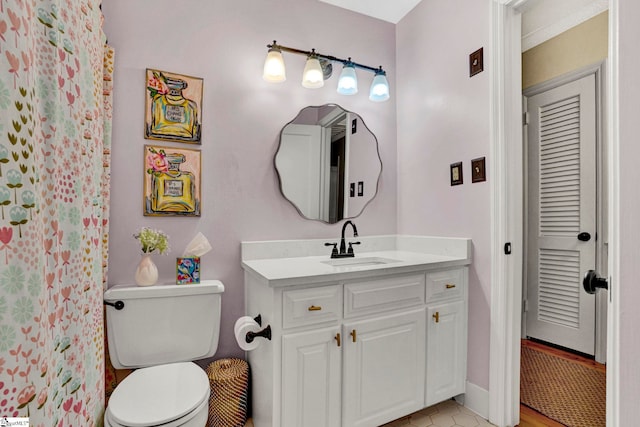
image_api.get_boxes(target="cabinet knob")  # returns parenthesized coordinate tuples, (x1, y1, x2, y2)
(433, 312, 440, 323)
(308, 305, 322, 311)
(350, 329, 357, 343)
(335, 333, 341, 347)
(445, 284, 456, 289)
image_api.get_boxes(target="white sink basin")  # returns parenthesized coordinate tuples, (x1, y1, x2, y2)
(321, 256, 401, 268)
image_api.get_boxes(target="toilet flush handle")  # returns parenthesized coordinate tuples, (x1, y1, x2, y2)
(104, 300, 125, 310)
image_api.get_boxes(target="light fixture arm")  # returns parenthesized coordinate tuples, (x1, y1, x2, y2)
(267, 41, 385, 75)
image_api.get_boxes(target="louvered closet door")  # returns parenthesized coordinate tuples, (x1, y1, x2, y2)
(526, 73, 596, 355)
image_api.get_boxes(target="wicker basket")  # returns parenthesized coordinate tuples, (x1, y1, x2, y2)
(206, 358, 250, 427)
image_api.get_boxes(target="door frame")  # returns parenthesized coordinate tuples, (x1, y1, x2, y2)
(488, 1, 619, 426)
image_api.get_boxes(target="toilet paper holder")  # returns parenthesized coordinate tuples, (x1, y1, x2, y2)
(246, 314, 272, 344)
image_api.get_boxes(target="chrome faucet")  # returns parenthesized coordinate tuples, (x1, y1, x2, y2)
(324, 221, 361, 258)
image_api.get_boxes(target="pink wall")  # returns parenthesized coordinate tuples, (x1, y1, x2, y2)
(395, 0, 640, 412)
(101, 0, 397, 359)
(396, 0, 492, 390)
(617, 0, 640, 422)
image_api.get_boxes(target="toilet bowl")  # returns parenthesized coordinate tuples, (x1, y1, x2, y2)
(103, 281, 224, 427)
(104, 362, 210, 427)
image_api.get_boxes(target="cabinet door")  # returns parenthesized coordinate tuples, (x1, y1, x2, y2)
(343, 308, 426, 427)
(282, 326, 342, 427)
(426, 300, 467, 406)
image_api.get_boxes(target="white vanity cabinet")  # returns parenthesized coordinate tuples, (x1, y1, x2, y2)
(341, 273, 427, 426)
(425, 267, 468, 406)
(342, 308, 426, 427)
(244, 264, 468, 427)
(279, 284, 343, 427)
(282, 325, 342, 427)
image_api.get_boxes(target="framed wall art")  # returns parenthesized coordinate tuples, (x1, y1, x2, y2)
(450, 162, 463, 186)
(144, 145, 201, 216)
(145, 69, 203, 144)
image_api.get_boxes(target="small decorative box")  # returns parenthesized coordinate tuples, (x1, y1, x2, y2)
(176, 257, 200, 284)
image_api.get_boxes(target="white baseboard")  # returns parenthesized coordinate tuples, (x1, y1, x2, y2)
(462, 381, 490, 420)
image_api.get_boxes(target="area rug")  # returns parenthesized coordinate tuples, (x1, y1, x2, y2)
(520, 345, 605, 427)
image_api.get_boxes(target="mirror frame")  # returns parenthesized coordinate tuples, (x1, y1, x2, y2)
(274, 104, 383, 224)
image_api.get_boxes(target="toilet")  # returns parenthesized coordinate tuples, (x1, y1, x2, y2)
(103, 280, 224, 427)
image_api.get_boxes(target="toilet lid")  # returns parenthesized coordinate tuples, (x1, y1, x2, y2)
(108, 362, 209, 427)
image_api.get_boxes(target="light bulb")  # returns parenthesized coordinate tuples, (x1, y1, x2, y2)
(263, 47, 286, 83)
(302, 56, 324, 89)
(369, 70, 389, 102)
(337, 62, 358, 95)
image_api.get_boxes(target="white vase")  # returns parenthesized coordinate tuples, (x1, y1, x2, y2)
(135, 253, 158, 286)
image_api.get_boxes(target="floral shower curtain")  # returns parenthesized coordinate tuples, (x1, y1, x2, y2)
(0, 0, 112, 425)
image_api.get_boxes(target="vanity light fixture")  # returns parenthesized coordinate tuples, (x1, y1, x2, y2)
(301, 50, 325, 88)
(263, 45, 286, 83)
(263, 41, 390, 102)
(369, 67, 390, 102)
(337, 59, 358, 95)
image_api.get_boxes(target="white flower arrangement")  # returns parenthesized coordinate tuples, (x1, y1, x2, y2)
(134, 227, 170, 255)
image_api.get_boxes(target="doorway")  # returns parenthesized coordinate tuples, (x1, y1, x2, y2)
(523, 63, 607, 360)
(520, 64, 608, 425)
(488, 1, 616, 427)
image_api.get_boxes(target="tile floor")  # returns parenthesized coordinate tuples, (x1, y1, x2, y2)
(380, 400, 496, 427)
(244, 399, 497, 427)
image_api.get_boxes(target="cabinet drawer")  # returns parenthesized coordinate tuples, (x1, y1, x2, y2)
(283, 285, 341, 329)
(426, 269, 464, 302)
(344, 274, 425, 318)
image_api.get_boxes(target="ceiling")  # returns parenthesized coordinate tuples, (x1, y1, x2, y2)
(318, 0, 608, 47)
(317, 0, 424, 24)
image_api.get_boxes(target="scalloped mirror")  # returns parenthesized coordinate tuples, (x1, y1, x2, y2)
(274, 104, 382, 224)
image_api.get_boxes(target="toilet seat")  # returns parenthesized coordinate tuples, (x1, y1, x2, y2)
(106, 362, 210, 427)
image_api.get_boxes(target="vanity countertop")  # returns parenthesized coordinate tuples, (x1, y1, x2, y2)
(242, 236, 472, 287)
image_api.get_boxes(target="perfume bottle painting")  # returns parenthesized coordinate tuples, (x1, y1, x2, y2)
(145, 69, 203, 143)
(144, 145, 201, 216)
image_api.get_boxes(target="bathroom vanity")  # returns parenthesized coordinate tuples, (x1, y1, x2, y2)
(241, 235, 471, 427)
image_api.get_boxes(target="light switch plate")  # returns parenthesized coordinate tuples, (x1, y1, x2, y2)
(470, 47, 484, 77)
(471, 157, 486, 182)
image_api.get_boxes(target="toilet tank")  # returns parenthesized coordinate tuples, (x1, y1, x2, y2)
(104, 280, 224, 369)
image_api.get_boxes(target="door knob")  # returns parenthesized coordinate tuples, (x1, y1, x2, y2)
(577, 232, 591, 242)
(583, 270, 608, 294)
